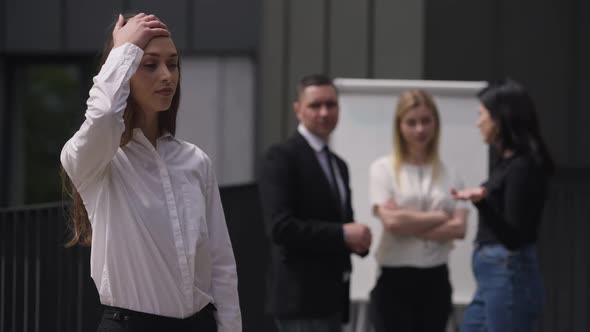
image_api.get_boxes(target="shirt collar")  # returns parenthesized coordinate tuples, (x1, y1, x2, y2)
(297, 123, 327, 152)
(159, 131, 181, 143)
(132, 128, 181, 144)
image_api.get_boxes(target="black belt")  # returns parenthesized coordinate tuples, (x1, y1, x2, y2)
(102, 303, 216, 323)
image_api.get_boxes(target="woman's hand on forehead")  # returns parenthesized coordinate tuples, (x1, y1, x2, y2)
(113, 13, 171, 49)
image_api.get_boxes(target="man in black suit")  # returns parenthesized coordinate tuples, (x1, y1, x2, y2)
(257, 74, 372, 332)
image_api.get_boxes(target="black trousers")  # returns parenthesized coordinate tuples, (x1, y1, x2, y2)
(369, 264, 452, 332)
(96, 303, 217, 332)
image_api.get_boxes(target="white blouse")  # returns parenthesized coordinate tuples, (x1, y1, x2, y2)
(60, 43, 241, 331)
(369, 155, 466, 268)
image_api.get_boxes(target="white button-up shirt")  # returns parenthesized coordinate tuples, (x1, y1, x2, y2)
(369, 155, 467, 268)
(60, 43, 241, 331)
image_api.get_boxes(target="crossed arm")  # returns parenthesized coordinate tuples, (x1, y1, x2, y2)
(373, 200, 468, 241)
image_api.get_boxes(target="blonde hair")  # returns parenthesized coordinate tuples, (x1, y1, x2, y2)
(392, 89, 441, 183)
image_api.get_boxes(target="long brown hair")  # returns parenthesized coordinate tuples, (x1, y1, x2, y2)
(62, 13, 181, 246)
(392, 89, 441, 184)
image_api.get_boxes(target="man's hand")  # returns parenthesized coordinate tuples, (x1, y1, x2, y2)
(343, 223, 372, 254)
(112, 13, 170, 49)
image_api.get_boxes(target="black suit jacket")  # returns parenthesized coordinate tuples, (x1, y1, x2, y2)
(257, 132, 355, 321)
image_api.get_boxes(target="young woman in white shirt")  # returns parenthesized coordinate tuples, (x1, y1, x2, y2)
(368, 89, 468, 332)
(60, 13, 241, 332)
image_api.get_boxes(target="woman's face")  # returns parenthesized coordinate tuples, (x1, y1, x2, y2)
(130, 36, 179, 113)
(399, 105, 437, 153)
(477, 104, 497, 144)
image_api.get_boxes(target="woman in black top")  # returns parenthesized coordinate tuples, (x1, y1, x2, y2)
(452, 79, 553, 332)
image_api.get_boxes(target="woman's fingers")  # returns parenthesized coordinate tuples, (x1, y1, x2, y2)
(145, 20, 168, 29)
(149, 28, 171, 38)
(451, 188, 463, 199)
(115, 14, 124, 30)
(383, 199, 397, 209)
(112, 13, 170, 49)
(451, 188, 471, 200)
(451, 187, 487, 201)
(132, 13, 147, 20)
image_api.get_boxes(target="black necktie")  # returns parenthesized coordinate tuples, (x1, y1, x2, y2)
(323, 146, 343, 213)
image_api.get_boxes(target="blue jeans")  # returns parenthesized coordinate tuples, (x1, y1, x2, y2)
(275, 314, 342, 332)
(460, 244, 543, 332)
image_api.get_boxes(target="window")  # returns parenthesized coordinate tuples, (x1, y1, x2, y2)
(2, 58, 93, 206)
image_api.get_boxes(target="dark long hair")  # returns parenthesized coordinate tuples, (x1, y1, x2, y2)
(477, 78, 554, 175)
(61, 13, 181, 246)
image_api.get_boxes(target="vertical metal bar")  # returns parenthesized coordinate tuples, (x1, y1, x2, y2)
(11, 211, 17, 332)
(64, 206, 74, 332)
(55, 207, 63, 332)
(0, 211, 6, 331)
(23, 210, 30, 332)
(586, 187, 590, 332)
(76, 241, 84, 332)
(34, 208, 41, 332)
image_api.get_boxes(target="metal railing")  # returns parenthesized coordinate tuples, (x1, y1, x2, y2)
(0, 203, 101, 332)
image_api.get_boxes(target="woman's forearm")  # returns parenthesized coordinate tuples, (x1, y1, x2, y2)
(381, 209, 449, 236)
(418, 209, 468, 241)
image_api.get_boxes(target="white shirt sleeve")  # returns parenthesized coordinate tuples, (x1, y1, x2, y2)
(369, 157, 395, 208)
(203, 156, 242, 332)
(60, 43, 143, 189)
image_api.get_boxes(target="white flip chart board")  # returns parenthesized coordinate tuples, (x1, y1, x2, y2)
(331, 78, 487, 304)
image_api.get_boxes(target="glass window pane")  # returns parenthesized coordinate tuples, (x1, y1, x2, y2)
(10, 62, 89, 205)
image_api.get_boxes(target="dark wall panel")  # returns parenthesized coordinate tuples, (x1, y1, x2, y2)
(573, 0, 590, 166)
(286, 0, 328, 133)
(0, 62, 5, 205)
(128, 0, 189, 51)
(65, 0, 123, 52)
(0, 0, 5, 52)
(537, 171, 590, 332)
(257, 0, 287, 155)
(425, 0, 578, 168)
(424, 0, 496, 80)
(373, 0, 423, 79)
(192, 0, 260, 53)
(2, 0, 259, 54)
(329, 0, 369, 78)
(499, 0, 573, 166)
(5, 0, 61, 52)
(257, 0, 427, 152)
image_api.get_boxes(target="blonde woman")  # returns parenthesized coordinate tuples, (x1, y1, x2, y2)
(368, 90, 468, 332)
